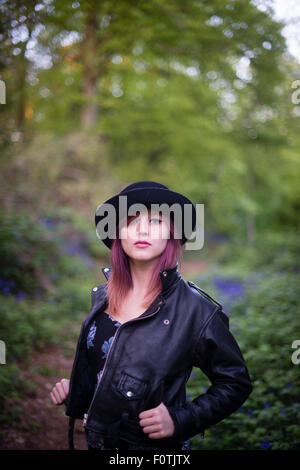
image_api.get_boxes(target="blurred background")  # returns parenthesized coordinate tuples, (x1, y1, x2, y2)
(0, 0, 299, 450)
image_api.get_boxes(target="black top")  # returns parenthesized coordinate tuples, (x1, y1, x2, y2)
(86, 310, 122, 392)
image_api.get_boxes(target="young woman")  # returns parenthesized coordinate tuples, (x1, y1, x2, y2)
(50, 181, 252, 451)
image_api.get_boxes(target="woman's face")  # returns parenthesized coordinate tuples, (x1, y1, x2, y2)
(119, 209, 171, 263)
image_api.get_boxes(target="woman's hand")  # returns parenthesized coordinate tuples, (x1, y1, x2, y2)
(50, 378, 70, 405)
(138, 402, 175, 439)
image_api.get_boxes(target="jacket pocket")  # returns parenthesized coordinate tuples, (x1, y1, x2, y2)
(116, 372, 148, 400)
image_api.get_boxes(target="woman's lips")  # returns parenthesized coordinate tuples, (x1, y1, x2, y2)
(135, 242, 151, 247)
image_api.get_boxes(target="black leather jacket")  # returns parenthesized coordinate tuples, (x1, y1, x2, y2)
(65, 262, 252, 449)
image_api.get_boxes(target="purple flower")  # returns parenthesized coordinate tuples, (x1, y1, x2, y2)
(38, 216, 58, 228)
(260, 441, 271, 449)
(34, 289, 42, 298)
(213, 278, 244, 311)
(62, 241, 80, 255)
(213, 278, 244, 297)
(0, 278, 16, 294)
(247, 409, 254, 418)
(16, 291, 27, 302)
(264, 402, 271, 408)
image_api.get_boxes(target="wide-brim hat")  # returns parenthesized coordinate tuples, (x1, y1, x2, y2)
(95, 180, 196, 249)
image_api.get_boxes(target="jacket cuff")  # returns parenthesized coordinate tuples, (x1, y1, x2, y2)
(166, 403, 205, 442)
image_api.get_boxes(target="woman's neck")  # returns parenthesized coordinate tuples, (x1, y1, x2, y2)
(129, 259, 156, 294)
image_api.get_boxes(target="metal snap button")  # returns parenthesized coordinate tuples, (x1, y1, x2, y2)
(162, 271, 167, 277)
(126, 390, 133, 397)
(164, 319, 170, 325)
(104, 268, 109, 272)
(93, 287, 98, 292)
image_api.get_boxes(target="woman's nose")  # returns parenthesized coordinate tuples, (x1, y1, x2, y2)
(137, 217, 149, 234)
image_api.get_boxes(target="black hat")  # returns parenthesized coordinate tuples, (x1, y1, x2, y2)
(95, 180, 196, 249)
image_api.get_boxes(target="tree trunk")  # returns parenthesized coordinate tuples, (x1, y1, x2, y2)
(16, 41, 27, 132)
(80, 7, 99, 128)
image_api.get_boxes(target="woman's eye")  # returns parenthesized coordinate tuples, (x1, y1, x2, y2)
(129, 217, 140, 225)
(150, 218, 161, 224)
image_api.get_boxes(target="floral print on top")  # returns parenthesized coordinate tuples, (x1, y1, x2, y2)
(86, 311, 121, 391)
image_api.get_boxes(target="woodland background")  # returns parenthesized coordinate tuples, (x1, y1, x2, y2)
(0, 0, 299, 450)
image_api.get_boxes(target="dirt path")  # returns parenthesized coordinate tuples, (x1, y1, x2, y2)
(1, 344, 87, 450)
(0, 259, 208, 450)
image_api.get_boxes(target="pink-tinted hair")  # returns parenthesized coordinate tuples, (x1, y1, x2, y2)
(105, 210, 184, 316)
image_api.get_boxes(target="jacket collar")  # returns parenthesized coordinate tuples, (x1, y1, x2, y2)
(84, 262, 181, 327)
(101, 261, 181, 295)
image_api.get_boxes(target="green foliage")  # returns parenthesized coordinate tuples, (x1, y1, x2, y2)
(1, 0, 299, 242)
(0, 206, 102, 420)
(0, 208, 61, 296)
(186, 233, 300, 449)
(0, 0, 299, 450)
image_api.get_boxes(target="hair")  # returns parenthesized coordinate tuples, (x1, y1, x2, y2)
(105, 209, 184, 316)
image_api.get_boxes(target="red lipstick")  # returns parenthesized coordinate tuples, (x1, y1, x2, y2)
(135, 240, 151, 246)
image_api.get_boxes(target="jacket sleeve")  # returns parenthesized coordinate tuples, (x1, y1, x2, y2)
(167, 307, 252, 442)
(65, 317, 95, 419)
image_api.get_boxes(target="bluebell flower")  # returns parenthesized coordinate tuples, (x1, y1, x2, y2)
(34, 289, 42, 298)
(0, 278, 10, 291)
(16, 291, 27, 302)
(281, 409, 286, 415)
(38, 216, 57, 228)
(264, 402, 271, 408)
(213, 277, 244, 298)
(260, 441, 271, 449)
(62, 241, 80, 255)
(247, 409, 254, 418)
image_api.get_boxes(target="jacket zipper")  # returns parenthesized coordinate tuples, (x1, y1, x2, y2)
(85, 304, 162, 426)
